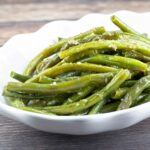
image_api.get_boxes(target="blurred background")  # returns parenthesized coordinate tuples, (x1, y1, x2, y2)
(0, 0, 149, 45)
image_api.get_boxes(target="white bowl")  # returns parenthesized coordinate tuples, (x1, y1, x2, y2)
(0, 11, 150, 135)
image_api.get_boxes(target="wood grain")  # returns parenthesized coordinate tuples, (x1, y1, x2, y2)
(0, 0, 150, 149)
(0, 115, 150, 150)
(0, 21, 48, 45)
(0, 0, 149, 4)
(0, 1, 150, 22)
(0, 0, 150, 44)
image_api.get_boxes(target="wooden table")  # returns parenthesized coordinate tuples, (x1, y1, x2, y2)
(0, 0, 150, 149)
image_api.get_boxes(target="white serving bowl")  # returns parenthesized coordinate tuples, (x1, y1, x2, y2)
(0, 11, 150, 135)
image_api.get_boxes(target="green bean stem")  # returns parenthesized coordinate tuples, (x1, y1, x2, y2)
(111, 15, 139, 35)
(10, 71, 30, 82)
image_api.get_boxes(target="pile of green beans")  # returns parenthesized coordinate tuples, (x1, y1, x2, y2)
(3, 15, 150, 116)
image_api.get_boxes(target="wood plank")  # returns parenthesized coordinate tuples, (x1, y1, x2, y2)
(0, 21, 48, 45)
(0, 0, 149, 4)
(0, 1, 150, 22)
(0, 1, 149, 45)
(0, 115, 150, 150)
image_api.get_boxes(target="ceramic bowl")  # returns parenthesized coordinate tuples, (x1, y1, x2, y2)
(0, 11, 150, 135)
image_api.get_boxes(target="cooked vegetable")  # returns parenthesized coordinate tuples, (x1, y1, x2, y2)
(59, 40, 150, 59)
(6, 73, 114, 95)
(26, 63, 117, 83)
(118, 75, 150, 110)
(3, 15, 150, 116)
(64, 85, 95, 104)
(24, 26, 105, 75)
(100, 101, 120, 113)
(39, 75, 78, 84)
(81, 54, 147, 71)
(39, 70, 130, 114)
(111, 15, 139, 35)
(10, 71, 30, 82)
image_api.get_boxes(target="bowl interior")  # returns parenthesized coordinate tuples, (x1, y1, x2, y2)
(0, 11, 150, 105)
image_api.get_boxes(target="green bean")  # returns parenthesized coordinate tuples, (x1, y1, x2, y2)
(112, 86, 150, 100)
(23, 27, 105, 76)
(81, 54, 147, 71)
(59, 40, 150, 59)
(71, 109, 89, 116)
(41, 69, 130, 115)
(123, 51, 150, 62)
(39, 75, 78, 84)
(100, 101, 120, 113)
(63, 49, 100, 63)
(111, 15, 139, 35)
(118, 75, 150, 110)
(64, 85, 95, 104)
(3, 87, 68, 100)
(58, 37, 65, 41)
(143, 86, 150, 93)
(22, 106, 56, 115)
(105, 32, 150, 59)
(10, 71, 30, 82)
(133, 94, 148, 106)
(36, 54, 61, 73)
(39, 75, 54, 83)
(60, 40, 80, 51)
(27, 97, 65, 107)
(135, 94, 150, 105)
(101, 31, 150, 45)
(46, 99, 65, 106)
(35, 37, 88, 73)
(112, 87, 150, 100)
(121, 80, 136, 87)
(55, 35, 103, 65)
(145, 63, 150, 75)
(27, 100, 51, 107)
(5, 97, 25, 108)
(92, 27, 106, 35)
(56, 71, 81, 79)
(89, 74, 132, 114)
(111, 87, 129, 100)
(88, 100, 106, 114)
(36, 38, 86, 73)
(6, 97, 56, 115)
(26, 63, 117, 83)
(27, 96, 66, 107)
(80, 34, 101, 43)
(6, 73, 114, 95)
